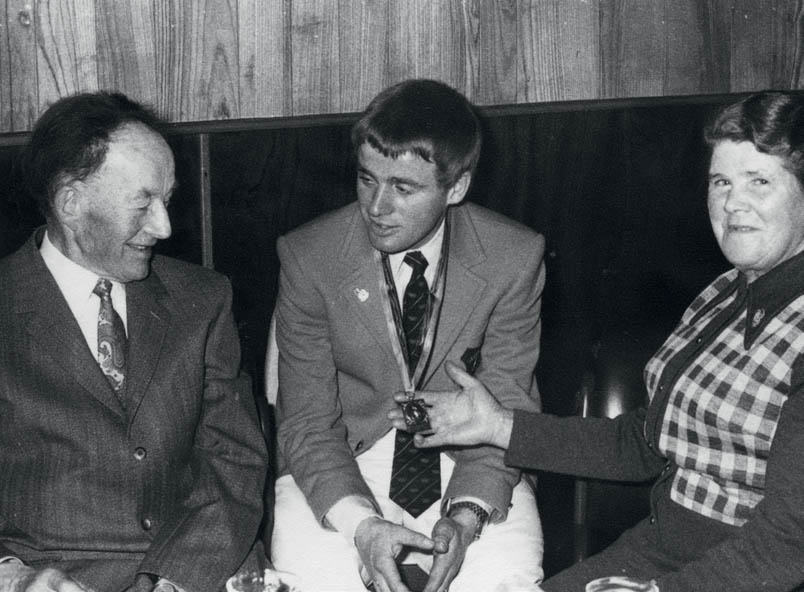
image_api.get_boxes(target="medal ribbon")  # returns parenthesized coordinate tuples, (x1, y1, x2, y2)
(375, 220, 449, 393)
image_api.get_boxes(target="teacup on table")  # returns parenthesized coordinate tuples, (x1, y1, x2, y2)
(226, 569, 303, 592)
(586, 576, 659, 592)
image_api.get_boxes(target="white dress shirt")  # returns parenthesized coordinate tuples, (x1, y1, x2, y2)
(39, 232, 128, 357)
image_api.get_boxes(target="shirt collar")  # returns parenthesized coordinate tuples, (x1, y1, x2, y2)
(387, 219, 445, 276)
(742, 249, 804, 346)
(39, 231, 127, 321)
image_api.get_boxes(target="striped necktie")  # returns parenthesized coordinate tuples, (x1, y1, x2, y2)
(389, 251, 441, 517)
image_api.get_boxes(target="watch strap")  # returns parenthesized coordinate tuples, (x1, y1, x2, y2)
(446, 500, 489, 540)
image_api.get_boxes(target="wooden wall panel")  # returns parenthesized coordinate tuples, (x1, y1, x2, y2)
(0, 0, 803, 132)
(386, 0, 468, 92)
(730, 0, 804, 92)
(0, 1, 37, 131)
(472, 0, 517, 104)
(665, 0, 731, 95)
(95, 1, 159, 111)
(290, 0, 341, 115)
(239, 0, 289, 118)
(35, 0, 98, 110)
(179, 0, 239, 120)
(518, 0, 599, 102)
(600, 0, 666, 98)
(337, 0, 388, 112)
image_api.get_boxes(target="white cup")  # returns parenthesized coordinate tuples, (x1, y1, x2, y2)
(226, 569, 303, 592)
(586, 576, 659, 592)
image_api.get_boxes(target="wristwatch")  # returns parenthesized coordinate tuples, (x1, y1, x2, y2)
(445, 500, 489, 540)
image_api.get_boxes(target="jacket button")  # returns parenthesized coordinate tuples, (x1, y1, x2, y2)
(134, 447, 147, 460)
(355, 440, 364, 451)
(141, 518, 153, 531)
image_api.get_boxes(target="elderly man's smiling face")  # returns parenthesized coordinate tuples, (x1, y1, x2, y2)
(56, 123, 176, 283)
(708, 140, 804, 282)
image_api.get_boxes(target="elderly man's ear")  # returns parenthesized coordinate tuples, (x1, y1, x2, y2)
(53, 183, 83, 231)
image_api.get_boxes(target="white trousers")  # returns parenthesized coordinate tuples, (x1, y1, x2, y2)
(272, 432, 544, 592)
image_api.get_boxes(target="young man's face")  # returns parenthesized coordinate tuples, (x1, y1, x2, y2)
(356, 142, 468, 254)
(59, 123, 176, 283)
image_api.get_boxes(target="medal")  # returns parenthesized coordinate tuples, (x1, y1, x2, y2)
(375, 220, 449, 430)
(399, 390, 432, 433)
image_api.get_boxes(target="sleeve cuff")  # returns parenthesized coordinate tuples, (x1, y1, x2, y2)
(325, 495, 381, 544)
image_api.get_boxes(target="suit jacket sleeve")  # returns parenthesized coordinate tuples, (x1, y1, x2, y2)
(138, 278, 268, 592)
(443, 232, 546, 519)
(274, 235, 378, 522)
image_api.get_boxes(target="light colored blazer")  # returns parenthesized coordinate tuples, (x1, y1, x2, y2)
(0, 230, 268, 592)
(275, 202, 544, 522)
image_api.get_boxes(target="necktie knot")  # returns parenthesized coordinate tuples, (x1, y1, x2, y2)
(404, 251, 428, 275)
(93, 278, 113, 300)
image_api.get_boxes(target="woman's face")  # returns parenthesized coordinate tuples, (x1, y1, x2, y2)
(708, 140, 804, 282)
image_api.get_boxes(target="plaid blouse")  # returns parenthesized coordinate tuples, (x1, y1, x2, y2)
(643, 257, 804, 526)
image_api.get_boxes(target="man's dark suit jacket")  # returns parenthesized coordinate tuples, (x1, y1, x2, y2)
(0, 231, 269, 592)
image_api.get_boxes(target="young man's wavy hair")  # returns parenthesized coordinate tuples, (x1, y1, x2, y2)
(351, 79, 482, 189)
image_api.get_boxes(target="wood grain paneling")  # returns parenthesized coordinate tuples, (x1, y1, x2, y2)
(0, 1, 38, 131)
(600, 0, 666, 98)
(386, 0, 468, 92)
(291, 0, 340, 115)
(730, 0, 804, 91)
(665, 0, 731, 95)
(179, 0, 239, 120)
(239, 0, 289, 118)
(518, 0, 599, 103)
(35, 0, 99, 110)
(0, 0, 803, 132)
(471, 0, 517, 104)
(337, 0, 388, 112)
(96, 1, 147, 104)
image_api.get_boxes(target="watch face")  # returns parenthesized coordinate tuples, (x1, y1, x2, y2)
(399, 398, 432, 433)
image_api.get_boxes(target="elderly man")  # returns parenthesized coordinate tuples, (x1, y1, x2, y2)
(271, 79, 545, 592)
(0, 92, 268, 592)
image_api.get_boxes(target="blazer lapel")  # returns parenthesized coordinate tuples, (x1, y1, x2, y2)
(16, 236, 126, 419)
(424, 206, 486, 383)
(123, 272, 170, 422)
(336, 209, 396, 357)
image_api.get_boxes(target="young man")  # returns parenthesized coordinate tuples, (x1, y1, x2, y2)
(271, 79, 546, 592)
(0, 92, 268, 592)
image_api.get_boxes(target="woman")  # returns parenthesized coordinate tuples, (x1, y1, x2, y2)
(389, 91, 804, 592)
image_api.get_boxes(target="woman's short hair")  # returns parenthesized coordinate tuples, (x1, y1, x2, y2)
(351, 79, 482, 189)
(22, 91, 166, 219)
(705, 91, 804, 185)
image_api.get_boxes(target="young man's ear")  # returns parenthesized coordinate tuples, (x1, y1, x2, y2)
(446, 171, 472, 206)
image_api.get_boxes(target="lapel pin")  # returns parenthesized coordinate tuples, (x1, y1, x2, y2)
(354, 288, 369, 302)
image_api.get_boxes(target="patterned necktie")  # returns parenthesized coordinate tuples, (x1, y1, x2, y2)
(389, 251, 441, 517)
(93, 278, 127, 396)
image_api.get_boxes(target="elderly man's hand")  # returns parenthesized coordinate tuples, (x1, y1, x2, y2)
(354, 516, 435, 592)
(422, 515, 475, 592)
(0, 563, 91, 592)
(388, 361, 513, 449)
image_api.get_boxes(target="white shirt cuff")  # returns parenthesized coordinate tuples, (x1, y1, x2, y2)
(325, 495, 381, 544)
